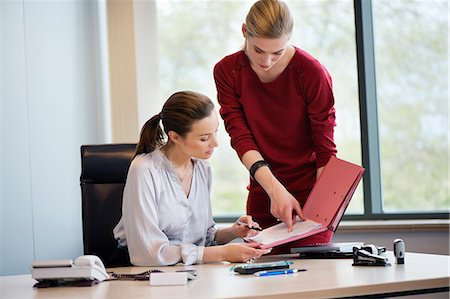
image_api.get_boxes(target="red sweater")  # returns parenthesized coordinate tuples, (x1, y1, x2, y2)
(214, 47, 337, 195)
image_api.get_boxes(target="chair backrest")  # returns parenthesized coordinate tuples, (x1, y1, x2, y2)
(80, 143, 136, 266)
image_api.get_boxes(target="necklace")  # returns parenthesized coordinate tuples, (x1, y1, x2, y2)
(161, 146, 193, 183)
(176, 160, 192, 182)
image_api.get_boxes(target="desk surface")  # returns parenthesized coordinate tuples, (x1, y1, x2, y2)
(1, 252, 449, 299)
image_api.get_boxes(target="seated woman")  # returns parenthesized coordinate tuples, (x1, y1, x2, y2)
(113, 91, 271, 266)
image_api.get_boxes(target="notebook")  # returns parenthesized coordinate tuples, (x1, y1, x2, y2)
(245, 156, 365, 249)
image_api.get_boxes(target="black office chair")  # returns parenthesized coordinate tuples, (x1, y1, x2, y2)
(80, 143, 136, 267)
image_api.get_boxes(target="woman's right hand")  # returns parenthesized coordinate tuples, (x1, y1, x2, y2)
(240, 151, 306, 233)
(269, 183, 306, 232)
(221, 243, 271, 263)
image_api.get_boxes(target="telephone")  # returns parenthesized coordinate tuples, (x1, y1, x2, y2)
(31, 255, 110, 286)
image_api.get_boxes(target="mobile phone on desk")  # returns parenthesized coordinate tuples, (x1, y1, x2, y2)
(230, 261, 293, 275)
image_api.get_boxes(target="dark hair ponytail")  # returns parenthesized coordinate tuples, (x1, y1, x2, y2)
(135, 91, 214, 157)
(135, 113, 164, 156)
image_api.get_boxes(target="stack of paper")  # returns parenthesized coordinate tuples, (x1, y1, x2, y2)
(245, 218, 323, 249)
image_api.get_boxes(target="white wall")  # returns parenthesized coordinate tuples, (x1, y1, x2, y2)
(0, 0, 158, 276)
(0, 0, 106, 275)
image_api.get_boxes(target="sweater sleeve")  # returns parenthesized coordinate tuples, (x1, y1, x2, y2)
(213, 59, 259, 160)
(301, 62, 337, 168)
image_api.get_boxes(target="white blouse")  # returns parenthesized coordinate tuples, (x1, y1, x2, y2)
(113, 149, 218, 266)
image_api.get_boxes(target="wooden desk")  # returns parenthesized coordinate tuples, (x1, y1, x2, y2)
(1, 252, 449, 299)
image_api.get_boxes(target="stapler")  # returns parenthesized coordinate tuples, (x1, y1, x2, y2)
(352, 247, 391, 266)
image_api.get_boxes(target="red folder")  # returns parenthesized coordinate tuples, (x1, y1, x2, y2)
(246, 156, 365, 249)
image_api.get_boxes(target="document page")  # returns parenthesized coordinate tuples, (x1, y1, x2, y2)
(246, 218, 323, 247)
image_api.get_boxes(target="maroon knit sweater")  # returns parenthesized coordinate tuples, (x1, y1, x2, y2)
(214, 47, 337, 198)
(214, 47, 338, 249)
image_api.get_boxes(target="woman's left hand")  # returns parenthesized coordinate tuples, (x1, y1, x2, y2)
(232, 215, 262, 238)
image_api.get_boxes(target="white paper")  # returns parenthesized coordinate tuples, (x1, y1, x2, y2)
(246, 218, 323, 245)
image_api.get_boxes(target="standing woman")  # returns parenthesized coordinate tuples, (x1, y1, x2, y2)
(214, 0, 337, 253)
(113, 91, 269, 266)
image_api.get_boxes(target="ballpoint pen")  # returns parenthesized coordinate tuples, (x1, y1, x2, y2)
(254, 269, 306, 277)
(236, 220, 263, 231)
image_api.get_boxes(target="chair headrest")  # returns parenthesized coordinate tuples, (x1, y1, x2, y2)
(80, 144, 136, 184)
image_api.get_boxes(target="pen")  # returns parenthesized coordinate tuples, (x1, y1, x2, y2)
(236, 220, 263, 231)
(254, 269, 305, 277)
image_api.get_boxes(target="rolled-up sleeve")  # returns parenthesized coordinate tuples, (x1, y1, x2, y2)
(180, 243, 204, 265)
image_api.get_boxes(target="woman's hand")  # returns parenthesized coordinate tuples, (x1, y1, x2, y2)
(214, 215, 261, 244)
(222, 243, 271, 263)
(232, 215, 262, 238)
(240, 151, 307, 233)
(202, 242, 271, 264)
(269, 184, 306, 232)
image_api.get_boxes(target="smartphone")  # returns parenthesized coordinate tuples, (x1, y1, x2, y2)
(230, 261, 293, 275)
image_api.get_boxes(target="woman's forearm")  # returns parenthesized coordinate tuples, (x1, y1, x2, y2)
(241, 150, 286, 197)
(214, 227, 238, 245)
(202, 246, 224, 263)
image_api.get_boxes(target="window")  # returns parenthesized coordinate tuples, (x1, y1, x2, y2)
(156, 0, 449, 220)
(286, 0, 362, 214)
(372, 0, 449, 214)
(157, 0, 254, 216)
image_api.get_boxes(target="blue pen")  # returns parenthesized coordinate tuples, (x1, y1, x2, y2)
(254, 269, 305, 277)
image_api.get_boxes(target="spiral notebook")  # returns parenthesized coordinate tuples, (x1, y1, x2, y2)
(245, 156, 365, 249)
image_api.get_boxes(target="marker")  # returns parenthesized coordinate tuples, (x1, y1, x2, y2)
(254, 269, 306, 277)
(237, 220, 263, 231)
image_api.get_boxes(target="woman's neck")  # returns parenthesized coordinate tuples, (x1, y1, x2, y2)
(162, 144, 194, 195)
(250, 45, 295, 83)
(161, 144, 191, 168)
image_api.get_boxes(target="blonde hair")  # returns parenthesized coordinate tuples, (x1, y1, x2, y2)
(245, 0, 293, 38)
